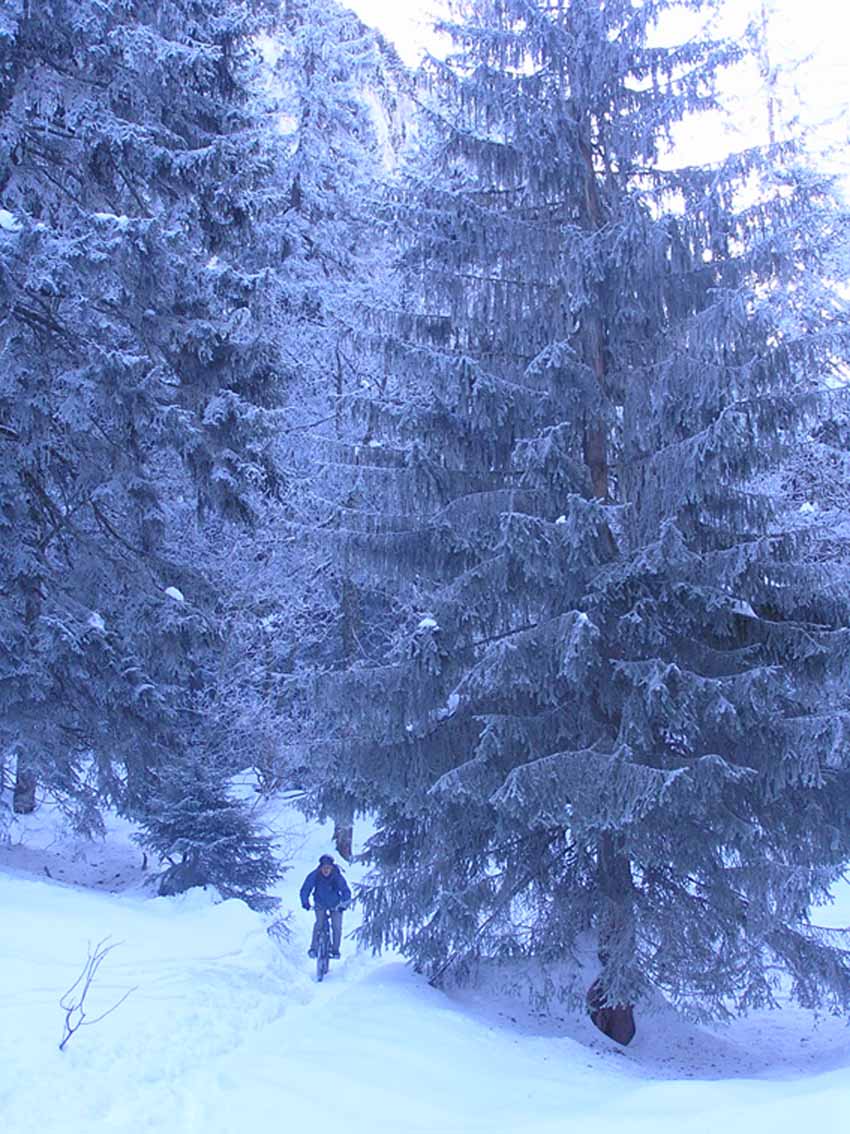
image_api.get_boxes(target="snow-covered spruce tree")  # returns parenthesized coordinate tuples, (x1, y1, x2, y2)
(256, 0, 410, 845)
(315, 0, 850, 1038)
(0, 0, 283, 898)
(133, 754, 282, 910)
(772, 389, 850, 564)
(272, 0, 406, 401)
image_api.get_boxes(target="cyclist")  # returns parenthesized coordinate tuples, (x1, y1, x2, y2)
(300, 854, 352, 959)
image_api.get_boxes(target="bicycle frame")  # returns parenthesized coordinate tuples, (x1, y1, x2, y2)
(315, 907, 333, 982)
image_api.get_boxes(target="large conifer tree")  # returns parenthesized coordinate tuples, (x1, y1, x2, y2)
(0, 0, 283, 899)
(317, 0, 850, 1036)
(262, 0, 410, 834)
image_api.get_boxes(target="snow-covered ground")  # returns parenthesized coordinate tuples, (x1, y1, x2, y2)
(2, 797, 849, 1134)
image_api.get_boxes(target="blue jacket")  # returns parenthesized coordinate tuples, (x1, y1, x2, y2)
(300, 865, 351, 910)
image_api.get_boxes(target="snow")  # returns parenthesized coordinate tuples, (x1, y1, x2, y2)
(2, 800, 850, 1134)
(436, 690, 461, 720)
(0, 207, 21, 232)
(93, 212, 131, 229)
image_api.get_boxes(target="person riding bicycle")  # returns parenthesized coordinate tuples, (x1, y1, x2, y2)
(300, 854, 352, 960)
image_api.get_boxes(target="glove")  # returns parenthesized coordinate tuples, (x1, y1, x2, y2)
(302, 902, 311, 911)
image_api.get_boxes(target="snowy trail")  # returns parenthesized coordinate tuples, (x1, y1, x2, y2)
(3, 809, 850, 1134)
(164, 930, 848, 1134)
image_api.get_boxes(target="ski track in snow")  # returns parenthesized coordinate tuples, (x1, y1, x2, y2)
(2, 800, 849, 1134)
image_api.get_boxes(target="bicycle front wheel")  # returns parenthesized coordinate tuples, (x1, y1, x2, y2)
(316, 928, 330, 982)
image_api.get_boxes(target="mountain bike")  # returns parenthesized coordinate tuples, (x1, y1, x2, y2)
(314, 901, 349, 982)
(315, 906, 332, 982)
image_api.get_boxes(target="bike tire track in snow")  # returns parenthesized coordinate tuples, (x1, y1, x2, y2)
(2, 810, 849, 1134)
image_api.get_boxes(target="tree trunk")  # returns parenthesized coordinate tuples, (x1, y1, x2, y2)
(756, 1, 778, 146)
(333, 561, 361, 861)
(334, 815, 354, 863)
(13, 751, 36, 814)
(574, 118, 636, 1042)
(583, 422, 609, 502)
(588, 832, 636, 1044)
(331, 332, 365, 852)
(586, 976, 636, 1046)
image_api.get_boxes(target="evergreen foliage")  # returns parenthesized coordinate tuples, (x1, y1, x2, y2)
(134, 756, 282, 910)
(0, 0, 284, 896)
(274, 0, 399, 391)
(316, 0, 850, 1021)
(260, 0, 410, 807)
